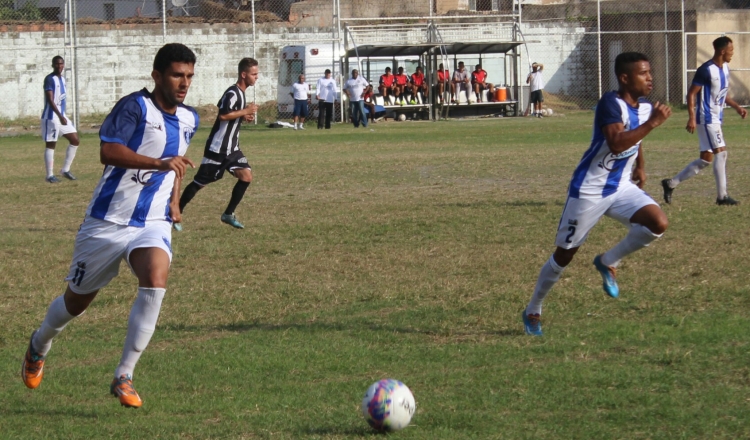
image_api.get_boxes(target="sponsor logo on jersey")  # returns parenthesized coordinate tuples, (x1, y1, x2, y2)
(131, 170, 156, 186)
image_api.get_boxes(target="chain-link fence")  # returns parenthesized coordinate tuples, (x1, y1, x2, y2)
(1, 0, 749, 125)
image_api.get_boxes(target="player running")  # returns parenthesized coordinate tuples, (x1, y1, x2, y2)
(41, 56, 80, 183)
(22, 43, 198, 407)
(661, 36, 747, 206)
(176, 58, 259, 230)
(522, 52, 671, 336)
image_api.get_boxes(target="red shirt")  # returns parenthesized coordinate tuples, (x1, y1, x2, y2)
(394, 73, 409, 86)
(379, 74, 394, 87)
(411, 72, 425, 86)
(363, 90, 373, 101)
(437, 69, 450, 82)
(472, 69, 488, 83)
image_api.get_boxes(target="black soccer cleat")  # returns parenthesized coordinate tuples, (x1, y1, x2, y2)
(661, 179, 673, 204)
(716, 195, 739, 206)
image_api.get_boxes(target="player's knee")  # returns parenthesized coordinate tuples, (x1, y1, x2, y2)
(64, 287, 97, 316)
(138, 271, 168, 289)
(552, 247, 578, 267)
(646, 214, 669, 235)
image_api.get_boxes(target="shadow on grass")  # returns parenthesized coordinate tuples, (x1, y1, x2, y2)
(300, 425, 385, 436)
(0, 407, 100, 418)
(438, 200, 564, 209)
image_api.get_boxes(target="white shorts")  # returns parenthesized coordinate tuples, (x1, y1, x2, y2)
(65, 216, 173, 294)
(41, 118, 77, 143)
(697, 123, 725, 152)
(555, 184, 658, 249)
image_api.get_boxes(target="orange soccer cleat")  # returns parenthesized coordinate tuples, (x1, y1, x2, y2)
(110, 374, 143, 408)
(21, 331, 46, 389)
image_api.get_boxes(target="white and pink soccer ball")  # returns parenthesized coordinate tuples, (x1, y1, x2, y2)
(361, 379, 416, 431)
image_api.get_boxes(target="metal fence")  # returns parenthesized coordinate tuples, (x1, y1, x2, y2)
(2, 0, 750, 124)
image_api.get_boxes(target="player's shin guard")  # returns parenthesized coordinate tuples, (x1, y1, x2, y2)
(670, 158, 710, 187)
(225, 180, 250, 216)
(33, 294, 78, 356)
(526, 256, 565, 315)
(115, 287, 165, 379)
(178, 181, 202, 212)
(713, 150, 728, 199)
(61, 145, 78, 173)
(601, 224, 662, 268)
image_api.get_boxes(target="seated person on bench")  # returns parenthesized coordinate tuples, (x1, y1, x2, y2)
(435, 63, 451, 104)
(378, 67, 396, 104)
(362, 84, 383, 123)
(394, 66, 410, 105)
(410, 66, 428, 104)
(452, 61, 471, 104)
(471, 64, 495, 103)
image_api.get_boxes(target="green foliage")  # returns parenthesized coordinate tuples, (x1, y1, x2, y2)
(0, 0, 42, 20)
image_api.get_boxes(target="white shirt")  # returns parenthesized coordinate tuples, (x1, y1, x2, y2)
(529, 70, 545, 92)
(568, 91, 652, 199)
(291, 82, 309, 100)
(42, 73, 67, 121)
(88, 89, 199, 227)
(316, 77, 338, 103)
(693, 60, 730, 125)
(345, 77, 369, 101)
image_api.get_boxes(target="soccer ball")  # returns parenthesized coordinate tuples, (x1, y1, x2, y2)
(541, 109, 548, 116)
(546, 107, 554, 116)
(361, 379, 416, 432)
(398, 113, 406, 121)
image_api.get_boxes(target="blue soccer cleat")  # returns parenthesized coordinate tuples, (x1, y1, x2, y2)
(62, 171, 77, 181)
(172, 222, 183, 232)
(593, 255, 619, 298)
(221, 213, 244, 229)
(522, 310, 543, 336)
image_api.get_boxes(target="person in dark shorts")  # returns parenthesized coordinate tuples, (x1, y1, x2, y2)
(527, 62, 545, 117)
(175, 58, 260, 230)
(290, 73, 310, 130)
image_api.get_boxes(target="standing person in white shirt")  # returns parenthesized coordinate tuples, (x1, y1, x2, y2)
(290, 74, 310, 130)
(344, 69, 369, 128)
(41, 56, 80, 183)
(21, 43, 198, 408)
(661, 36, 747, 206)
(316, 69, 337, 129)
(526, 62, 546, 118)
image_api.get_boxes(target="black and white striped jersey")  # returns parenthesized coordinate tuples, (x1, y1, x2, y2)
(203, 84, 245, 161)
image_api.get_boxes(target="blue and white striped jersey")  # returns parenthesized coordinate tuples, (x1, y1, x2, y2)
(42, 73, 67, 121)
(568, 91, 652, 199)
(693, 60, 729, 125)
(86, 89, 199, 227)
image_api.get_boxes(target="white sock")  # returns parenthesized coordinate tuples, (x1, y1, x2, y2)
(300, 123, 304, 128)
(61, 145, 78, 173)
(526, 256, 565, 316)
(601, 224, 662, 268)
(670, 158, 710, 187)
(713, 150, 728, 199)
(44, 148, 55, 178)
(33, 295, 78, 356)
(115, 287, 165, 379)
(294, 122, 298, 129)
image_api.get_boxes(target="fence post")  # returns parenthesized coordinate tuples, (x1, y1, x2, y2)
(597, 0, 602, 99)
(162, 0, 166, 42)
(664, 0, 669, 103)
(72, 0, 80, 129)
(681, 0, 687, 105)
(252, 0, 257, 124)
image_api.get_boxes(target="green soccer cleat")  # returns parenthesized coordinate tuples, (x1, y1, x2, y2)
(221, 213, 244, 229)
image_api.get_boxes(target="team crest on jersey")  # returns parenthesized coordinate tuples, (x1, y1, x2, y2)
(151, 121, 163, 131)
(183, 127, 194, 145)
(131, 170, 156, 186)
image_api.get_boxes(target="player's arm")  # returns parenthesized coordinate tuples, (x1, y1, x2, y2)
(725, 95, 748, 119)
(219, 106, 257, 121)
(602, 102, 671, 154)
(631, 144, 647, 189)
(45, 90, 66, 124)
(685, 84, 701, 133)
(169, 175, 183, 222)
(100, 142, 195, 180)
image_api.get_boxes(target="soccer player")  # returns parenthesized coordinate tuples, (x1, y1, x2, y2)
(521, 52, 672, 336)
(471, 64, 494, 103)
(526, 62, 545, 117)
(344, 69, 369, 128)
(394, 67, 410, 105)
(410, 66, 428, 104)
(21, 43, 199, 408)
(316, 69, 337, 129)
(177, 58, 259, 230)
(661, 36, 747, 206)
(435, 63, 451, 104)
(452, 62, 471, 104)
(290, 73, 310, 130)
(378, 67, 396, 105)
(41, 56, 80, 183)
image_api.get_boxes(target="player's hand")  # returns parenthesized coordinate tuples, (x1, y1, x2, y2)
(169, 202, 182, 223)
(243, 114, 255, 122)
(632, 167, 647, 189)
(245, 104, 259, 114)
(647, 101, 671, 128)
(686, 117, 696, 134)
(59, 116, 68, 125)
(736, 106, 747, 119)
(160, 156, 195, 180)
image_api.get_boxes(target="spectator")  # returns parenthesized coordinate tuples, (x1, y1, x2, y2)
(378, 67, 396, 105)
(316, 68, 337, 129)
(394, 66, 410, 105)
(452, 61, 471, 104)
(471, 64, 495, 103)
(410, 66, 428, 104)
(362, 84, 380, 124)
(344, 69, 369, 128)
(290, 73, 310, 130)
(527, 62, 545, 118)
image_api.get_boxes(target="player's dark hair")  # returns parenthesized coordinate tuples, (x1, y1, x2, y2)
(52, 55, 64, 64)
(153, 43, 196, 74)
(614, 52, 649, 78)
(325, 69, 331, 74)
(713, 36, 732, 51)
(238, 57, 258, 74)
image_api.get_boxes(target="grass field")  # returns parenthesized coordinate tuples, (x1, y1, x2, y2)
(1, 111, 749, 439)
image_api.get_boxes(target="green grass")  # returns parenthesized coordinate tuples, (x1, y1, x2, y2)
(1, 111, 750, 439)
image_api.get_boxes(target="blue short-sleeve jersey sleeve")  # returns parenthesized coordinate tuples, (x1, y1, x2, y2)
(44, 75, 55, 92)
(692, 64, 710, 87)
(99, 94, 143, 146)
(595, 92, 623, 129)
